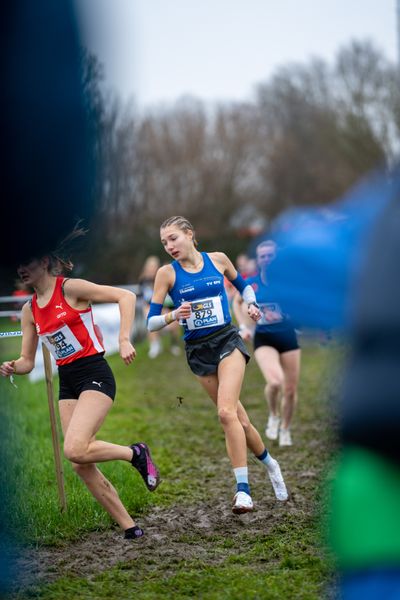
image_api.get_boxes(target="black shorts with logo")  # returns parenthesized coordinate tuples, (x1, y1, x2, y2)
(58, 353, 116, 401)
(185, 324, 250, 377)
(253, 327, 299, 354)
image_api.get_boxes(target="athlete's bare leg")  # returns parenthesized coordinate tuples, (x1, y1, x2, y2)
(197, 349, 264, 466)
(254, 346, 284, 417)
(59, 395, 134, 530)
(280, 349, 301, 429)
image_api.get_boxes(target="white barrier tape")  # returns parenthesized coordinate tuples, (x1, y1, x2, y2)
(0, 331, 22, 338)
(0, 295, 31, 303)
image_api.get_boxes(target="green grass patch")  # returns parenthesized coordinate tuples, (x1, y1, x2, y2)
(1, 327, 338, 599)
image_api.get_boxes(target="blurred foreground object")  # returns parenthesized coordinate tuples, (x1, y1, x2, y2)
(259, 166, 400, 597)
(0, 0, 96, 594)
(267, 169, 398, 331)
(331, 179, 400, 599)
(0, 1, 94, 272)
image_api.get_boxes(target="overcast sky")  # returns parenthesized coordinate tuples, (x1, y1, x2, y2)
(77, 0, 398, 110)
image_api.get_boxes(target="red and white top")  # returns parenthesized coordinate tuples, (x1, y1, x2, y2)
(31, 277, 104, 366)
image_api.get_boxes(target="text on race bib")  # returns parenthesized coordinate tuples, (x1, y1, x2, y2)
(185, 296, 225, 330)
(259, 302, 284, 325)
(41, 324, 83, 360)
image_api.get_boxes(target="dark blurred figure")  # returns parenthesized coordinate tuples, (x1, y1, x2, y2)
(0, 1, 94, 277)
(0, 1, 96, 594)
(258, 167, 400, 599)
(330, 185, 400, 599)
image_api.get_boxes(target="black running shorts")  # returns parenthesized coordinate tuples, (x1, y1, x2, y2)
(185, 324, 250, 377)
(58, 353, 116, 401)
(253, 328, 299, 354)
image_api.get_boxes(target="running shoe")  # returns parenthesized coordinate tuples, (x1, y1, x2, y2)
(266, 458, 289, 501)
(148, 341, 162, 359)
(130, 443, 160, 491)
(170, 345, 182, 356)
(265, 415, 280, 440)
(232, 491, 254, 514)
(124, 525, 144, 539)
(279, 428, 293, 447)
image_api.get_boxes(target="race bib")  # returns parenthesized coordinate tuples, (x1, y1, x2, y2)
(185, 296, 225, 330)
(41, 324, 82, 360)
(259, 302, 284, 325)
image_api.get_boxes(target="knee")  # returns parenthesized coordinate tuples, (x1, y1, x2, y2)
(267, 379, 283, 394)
(218, 406, 238, 427)
(284, 382, 297, 399)
(64, 440, 88, 464)
(238, 413, 251, 432)
(71, 462, 96, 479)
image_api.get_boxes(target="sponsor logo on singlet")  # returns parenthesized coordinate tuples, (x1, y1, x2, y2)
(179, 285, 195, 294)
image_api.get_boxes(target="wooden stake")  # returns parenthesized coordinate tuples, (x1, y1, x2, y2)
(42, 344, 67, 512)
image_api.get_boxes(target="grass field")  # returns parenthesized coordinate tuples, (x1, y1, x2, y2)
(0, 324, 338, 599)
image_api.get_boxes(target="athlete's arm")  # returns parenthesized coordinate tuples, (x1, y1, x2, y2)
(0, 303, 38, 376)
(210, 252, 261, 322)
(147, 266, 191, 331)
(231, 293, 254, 341)
(63, 279, 136, 365)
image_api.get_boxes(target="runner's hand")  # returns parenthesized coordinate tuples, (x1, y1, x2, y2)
(239, 325, 253, 341)
(248, 304, 261, 322)
(119, 340, 136, 365)
(176, 302, 192, 320)
(0, 360, 16, 377)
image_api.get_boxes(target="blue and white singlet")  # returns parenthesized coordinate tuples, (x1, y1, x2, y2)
(247, 273, 293, 334)
(169, 252, 231, 341)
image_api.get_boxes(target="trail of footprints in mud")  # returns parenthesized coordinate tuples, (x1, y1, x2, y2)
(14, 490, 308, 590)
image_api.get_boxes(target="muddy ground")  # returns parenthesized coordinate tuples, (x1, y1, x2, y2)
(11, 458, 325, 593)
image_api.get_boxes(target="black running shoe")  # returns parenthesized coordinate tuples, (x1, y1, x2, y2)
(124, 525, 144, 539)
(130, 442, 160, 491)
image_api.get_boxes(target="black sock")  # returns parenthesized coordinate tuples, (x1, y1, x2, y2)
(124, 525, 144, 539)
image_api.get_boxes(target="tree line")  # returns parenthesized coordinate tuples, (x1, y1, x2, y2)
(80, 40, 400, 284)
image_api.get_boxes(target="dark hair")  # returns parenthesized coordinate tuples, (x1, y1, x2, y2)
(47, 222, 87, 274)
(160, 216, 198, 247)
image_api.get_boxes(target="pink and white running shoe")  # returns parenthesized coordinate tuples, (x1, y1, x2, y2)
(130, 442, 161, 491)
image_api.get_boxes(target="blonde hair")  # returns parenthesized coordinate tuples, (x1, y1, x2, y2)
(160, 216, 198, 247)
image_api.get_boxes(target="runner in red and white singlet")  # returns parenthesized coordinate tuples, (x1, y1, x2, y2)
(31, 276, 104, 365)
(0, 246, 160, 540)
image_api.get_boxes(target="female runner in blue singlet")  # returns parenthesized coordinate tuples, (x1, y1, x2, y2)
(233, 241, 301, 447)
(147, 216, 289, 514)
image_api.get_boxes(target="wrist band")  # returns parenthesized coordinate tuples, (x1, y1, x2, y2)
(166, 310, 176, 325)
(248, 301, 260, 310)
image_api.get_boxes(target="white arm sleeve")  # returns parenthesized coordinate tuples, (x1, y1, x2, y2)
(242, 285, 257, 305)
(147, 311, 176, 332)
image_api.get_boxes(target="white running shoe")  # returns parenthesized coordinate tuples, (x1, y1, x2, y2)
(232, 491, 254, 514)
(266, 458, 289, 501)
(265, 415, 280, 440)
(170, 345, 181, 356)
(279, 428, 293, 447)
(148, 341, 162, 359)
